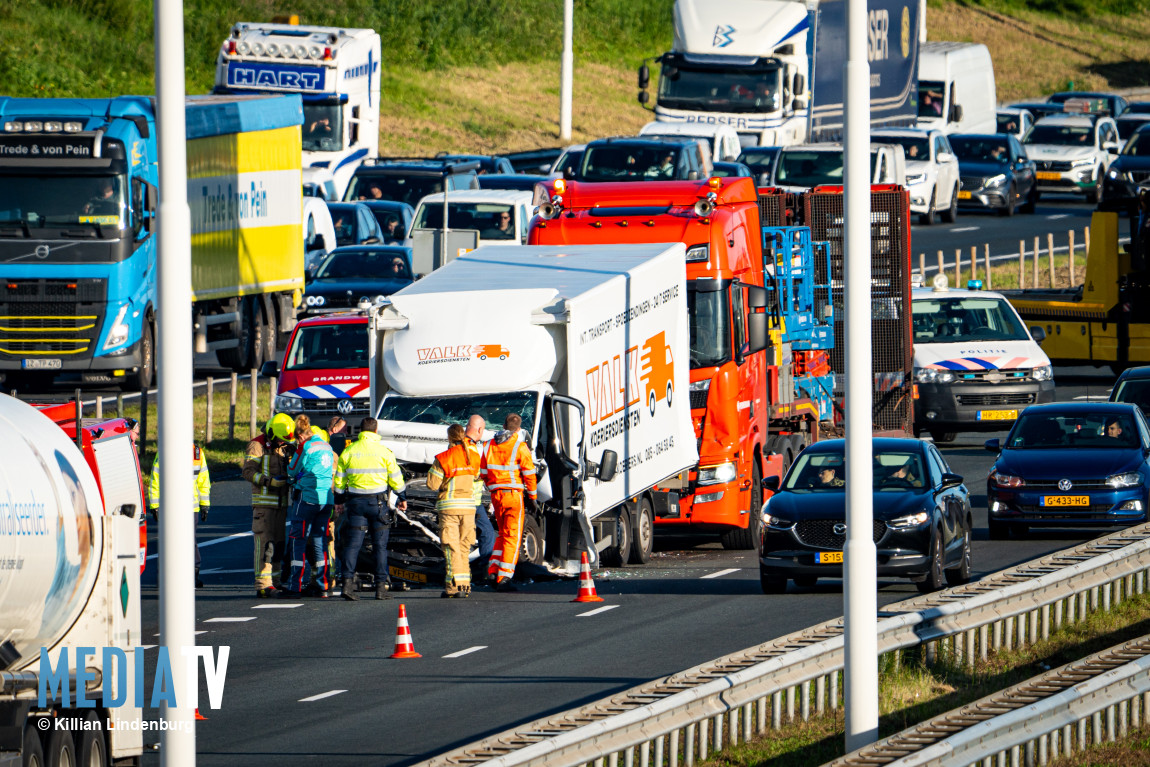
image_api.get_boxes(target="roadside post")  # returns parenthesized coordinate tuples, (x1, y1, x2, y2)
(560, 0, 573, 140)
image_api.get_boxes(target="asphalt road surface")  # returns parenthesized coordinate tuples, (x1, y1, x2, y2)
(133, 366, 1120, 766)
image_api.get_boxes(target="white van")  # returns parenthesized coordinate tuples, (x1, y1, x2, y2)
(917, 42, 997, 135)
(638, 121, 742, 162)
(303, 197, 337, 275)
(912, 280, 1054, 442)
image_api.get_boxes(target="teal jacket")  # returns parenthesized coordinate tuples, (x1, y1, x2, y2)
(288, 434, 335, 506)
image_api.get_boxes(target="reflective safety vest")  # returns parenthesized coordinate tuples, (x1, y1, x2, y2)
(427, 443, 479, 512)
(481, 430, 537, 499)
(149, 445, 211, 512)
(465, 437, 487, 505)
(334, 432, 405, 496)
(243, 434, 291, 508)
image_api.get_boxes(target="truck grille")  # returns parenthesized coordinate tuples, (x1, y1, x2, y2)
(0, 278, 106, 359)
(955, 393, 1035, 406)
(689, 389, 708, 410)
(794, 519, 887, 549)
(299, 397, 370, 417)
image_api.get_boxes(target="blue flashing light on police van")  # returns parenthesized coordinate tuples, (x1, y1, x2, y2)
(966, 279, 983, 291)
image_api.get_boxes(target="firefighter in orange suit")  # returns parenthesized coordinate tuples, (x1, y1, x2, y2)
(426, 423, 480, 598)
(480, 413, 537, 592)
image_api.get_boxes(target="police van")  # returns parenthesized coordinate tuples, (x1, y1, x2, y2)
(912, 276, 1055, 442)
(215, 23, 381, 199)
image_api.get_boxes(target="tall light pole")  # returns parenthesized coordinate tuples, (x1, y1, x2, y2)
(560, 0, 574, 140)
(154, 1, 197, 764)
(842, 0, 877, 753)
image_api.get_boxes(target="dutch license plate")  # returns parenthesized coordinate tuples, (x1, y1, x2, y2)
(22, 358, 61, 370)
(816, 551, 844, 564)
(977, 409, 1018, 421)
(1036, 171, 1061, 181)
(1041, 495, 1090, 507)
(957, 190, 972, 200)
(388, 566, 427, 583)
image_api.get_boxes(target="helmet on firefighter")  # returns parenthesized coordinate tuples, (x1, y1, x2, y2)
(266, 412, 295, 441)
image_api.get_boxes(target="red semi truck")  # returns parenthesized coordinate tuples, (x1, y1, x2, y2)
(529, 177, 830, 549)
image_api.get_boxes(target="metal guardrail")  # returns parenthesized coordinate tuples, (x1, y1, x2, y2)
(419, 523, 1150, 767)
(831, 635, 1150, 767)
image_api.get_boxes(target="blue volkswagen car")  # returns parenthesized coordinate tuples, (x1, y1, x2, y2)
(985, 402, 1150, 537)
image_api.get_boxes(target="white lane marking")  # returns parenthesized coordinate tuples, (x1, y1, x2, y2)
(949, 226, 980, 233)
(198, 568, 254, 575)
(204, 617, 257, 623)
(577, 605, 619, 617)
(252, 603, 304, 609)
(299, 690, 347, 702)
(1047, 214, 1070, 220)
(701, 568, 741, 579)
(146, 531, 254, 560)
(443, 645, 488, 659)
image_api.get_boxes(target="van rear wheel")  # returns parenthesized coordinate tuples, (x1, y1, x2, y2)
(601, 508, 631, 567)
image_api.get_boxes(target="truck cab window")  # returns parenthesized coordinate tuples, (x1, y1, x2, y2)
(130, 178, 145, 240)
(687, 285, 732, 369)
(731, 283, 747, 360)
(658, 59, 782, 114)
(302, 104, 344, 152)
(349, 105, 360, 147)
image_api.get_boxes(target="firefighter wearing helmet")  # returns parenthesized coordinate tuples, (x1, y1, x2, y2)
(243, 412, 296, 597)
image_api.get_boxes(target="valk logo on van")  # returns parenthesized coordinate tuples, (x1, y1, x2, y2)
(416, 344, 510, 365)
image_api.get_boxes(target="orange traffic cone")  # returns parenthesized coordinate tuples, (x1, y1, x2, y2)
(571, 551, 604, 603)
(195, 709, 207, 721)
(389, 603, 422, 658)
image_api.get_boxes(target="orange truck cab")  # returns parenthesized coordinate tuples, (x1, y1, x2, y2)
(529, 177, 824, 548)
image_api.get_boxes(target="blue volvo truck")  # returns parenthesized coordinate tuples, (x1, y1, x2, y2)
(0, 95, 305, 390)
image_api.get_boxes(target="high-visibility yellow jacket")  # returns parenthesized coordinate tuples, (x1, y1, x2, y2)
(148, 445, 211, 512)
(465, 437, 487, 505)
(333, 432, 405, 496)
(427, 443, 479, 513)
(242, 434, 292, 508)
(481, 430, 537, 499)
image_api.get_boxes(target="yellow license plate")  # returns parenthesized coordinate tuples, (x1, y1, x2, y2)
(977, 409, 1018, 421)
(816, 551, 844, 564)
(389, 566, 427, 583)
(1042, 495, 1090, 507)
(1036, 171, 1061, 180)
(957, 190, 972, 200)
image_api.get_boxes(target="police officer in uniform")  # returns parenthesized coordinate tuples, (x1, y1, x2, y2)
(335, 417, 407, 600)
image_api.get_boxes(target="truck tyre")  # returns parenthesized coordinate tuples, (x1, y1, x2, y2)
(628, 497, 654, 564)
(919, 189, 936, 226)
(44, 728, 75, 767)
(720, 461, 762, 551)
(22, 723, 45, 767)
(76, 712, 107, 767)
(941, 184, 958, 223)
(760, 566, 787, 594)
(601, 508, 631, 567)
(124, 319, 154, 392)
(219, 297, 261, 371)
(520, 514, 545, 566)
(259, 297, 277, 369)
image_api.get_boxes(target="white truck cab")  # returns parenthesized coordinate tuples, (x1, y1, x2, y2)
(638, 121, 743, 161)
(215, 23, 381, 199)
(912, 279, 1054, 442)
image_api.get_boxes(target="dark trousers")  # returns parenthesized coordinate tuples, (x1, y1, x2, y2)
(340, 494, 392, 583)
(474, 503, 495, 572)
(286, 500, 333, 592)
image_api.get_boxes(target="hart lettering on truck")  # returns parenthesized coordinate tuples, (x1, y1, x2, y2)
(226, 63, 324, 91)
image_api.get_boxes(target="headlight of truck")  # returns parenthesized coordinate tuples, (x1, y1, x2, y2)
(983, 174, 1007, 188)
(1030, 364, 1053, 381)
(697, 461, 737, 485)
(689, 379, 710, 393)
(102, 304, 131, 350)
(888, 511, 930, 529)
(914, 367, 955, 384)
(305, 295, 326, 307)
(1106, 472, 1142, 489)
(685, 244, 709, 262)
(274, 394, 302, 412)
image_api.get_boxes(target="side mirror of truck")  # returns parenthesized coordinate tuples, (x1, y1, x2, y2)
(638, 90, 650, 106)
(746, 311, 768, 355)
(745, 284, 768, 309)
(638, 64, 650, 90)
(118, 503, 137, 518)
(1030, 326, 1047, 344)
(260, 359, 279, 378)
(794, 73, 806, 96)
(949, 103, 964, 124)
(597, 450, 618, 482)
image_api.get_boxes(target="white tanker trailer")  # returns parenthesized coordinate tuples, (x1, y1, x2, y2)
(0, 394, 145, 767)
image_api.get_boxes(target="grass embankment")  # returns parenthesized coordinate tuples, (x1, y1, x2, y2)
(92, 376, 275, 478)
(3, 0, 1149, 156)
(701, 592, 1150, 767)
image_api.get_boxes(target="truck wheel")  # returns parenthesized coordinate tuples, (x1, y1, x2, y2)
(259, 299, 277, 369)
(76, 712, 107, 767)
(941, 185, 958, 223)
(720, 461, 762, 551)
(22, 723, 44, 767)
(219, 297, 261, 371)
(124, 319, 154, 391)
(520, 514, 545, 566)
(44, 728, 75, 767)
(628, 497, 654, 564)
(600, 508, 631, 567)
(760, 566, 787, 594)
